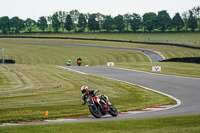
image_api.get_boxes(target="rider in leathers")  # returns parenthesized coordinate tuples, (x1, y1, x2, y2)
(81, 85, 110, 105)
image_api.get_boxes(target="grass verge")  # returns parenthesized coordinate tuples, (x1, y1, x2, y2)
(1, 114, 200, 133)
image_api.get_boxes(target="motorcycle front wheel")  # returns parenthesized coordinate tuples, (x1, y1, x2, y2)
(89, 105, 102, 118)
(108, 105, 118, 117)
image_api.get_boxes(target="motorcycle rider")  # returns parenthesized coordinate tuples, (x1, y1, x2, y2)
(66, 60, 71, 66)
(77, 57, 82, 66)
(81, 85, 111, 105)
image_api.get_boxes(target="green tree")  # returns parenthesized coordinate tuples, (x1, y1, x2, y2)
(102, 15, 114, 32)
(96, 13, 105, 32)
(0, 16, 10, 34)
(10, 17, 25, 33)
(124, 13, 131, 32)
(84, 13, 90, 22)
(182, 11, 189, 31)
(25, 18, 36, 32)
(114, 15, 125, 32)
(188, 10, 198, 32)
(157, 10, 172, 32)
(65, 14, 73, 32)
(52, 13, 61, 32)
(142, 12, 157, 32)
(47, 15, 53, 32)
(130, 13, 141, 32)
(78, 13, 87, 32)
(58, 11, 67, 32)
(192, 6, 200, 31)
(172, 13, 184, 32)
(37, 16, 48, 32)
(69, 10, 79, 31)
(88, 14, 99, 32)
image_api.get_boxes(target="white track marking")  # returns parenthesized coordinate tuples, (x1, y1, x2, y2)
(154, 50, 166, 60)
(45, 119, 76, 123)
(56, 66, 88, 75)
(138, 51, 152, 62)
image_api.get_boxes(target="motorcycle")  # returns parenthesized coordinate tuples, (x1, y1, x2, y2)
(85, 95, 118, 118)
(77, 60, 82, 66)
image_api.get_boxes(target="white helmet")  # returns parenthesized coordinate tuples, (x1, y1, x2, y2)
(81, 85, 88, 94)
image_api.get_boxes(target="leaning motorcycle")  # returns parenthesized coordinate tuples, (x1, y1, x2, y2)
(85, 95, 118, 118)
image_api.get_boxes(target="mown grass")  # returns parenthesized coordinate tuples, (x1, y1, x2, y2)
(0, 39, 150, 66)
(1, 114, 200, 133)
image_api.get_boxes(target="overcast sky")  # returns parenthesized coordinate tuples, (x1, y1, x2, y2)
(0, 0, 199, 21)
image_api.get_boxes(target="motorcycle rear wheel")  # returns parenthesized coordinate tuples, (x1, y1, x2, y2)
(89, 105, 102, 118)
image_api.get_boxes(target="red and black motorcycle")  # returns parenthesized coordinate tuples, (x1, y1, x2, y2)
(85, 95, 118, 118)
(77, 60, 82, 66)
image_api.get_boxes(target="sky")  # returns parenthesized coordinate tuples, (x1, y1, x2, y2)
(0, 0, 199, 21)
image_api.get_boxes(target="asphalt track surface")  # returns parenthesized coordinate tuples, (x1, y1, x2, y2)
(8, 41, 164, 62)
(61, 66, 200, 122)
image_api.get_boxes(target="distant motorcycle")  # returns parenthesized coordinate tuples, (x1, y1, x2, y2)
(77, 60, 82, 66)
(85, 95, 118, 118)
(66, 60, 71, 66)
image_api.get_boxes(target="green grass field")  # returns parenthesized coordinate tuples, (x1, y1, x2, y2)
(1, 114, 200, 133)
(0, 36, 199, 132)
(0, 39, 150, 66)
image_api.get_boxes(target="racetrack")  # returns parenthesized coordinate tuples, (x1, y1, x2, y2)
(56, 66, 200, 122)
(1, 41, 199, 126)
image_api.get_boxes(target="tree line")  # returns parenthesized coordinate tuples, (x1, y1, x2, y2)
(0, 5, 199, 34)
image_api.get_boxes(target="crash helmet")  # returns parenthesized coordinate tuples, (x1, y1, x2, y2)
(81, 85, 88, 94)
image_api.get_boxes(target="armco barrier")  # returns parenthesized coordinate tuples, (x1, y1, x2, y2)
(0, 59, 15, 64)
